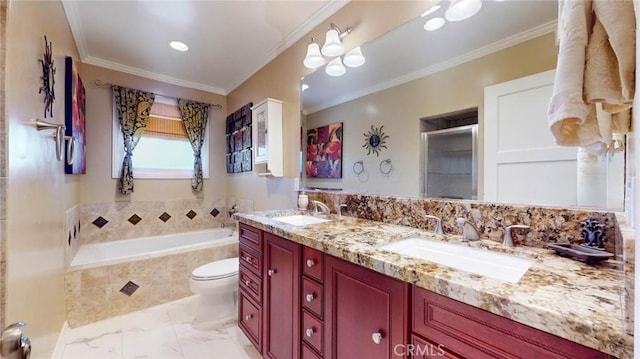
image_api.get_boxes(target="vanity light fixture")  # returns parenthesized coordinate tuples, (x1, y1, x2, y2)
(445, 0, 482, 22)
(343, 46, 365, 68)
(303, 37, 325, 69)
(169, 41, 189, 52)
(303, 23, 359, 73)
(326, 57, 346, 77)
(424, 17, 446, 31)
(321, 23, 352, 57)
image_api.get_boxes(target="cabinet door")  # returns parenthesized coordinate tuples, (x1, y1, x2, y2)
(252, 102, 268, 164)
(324, 255, 409, 359)
(264, 233, 300, 359)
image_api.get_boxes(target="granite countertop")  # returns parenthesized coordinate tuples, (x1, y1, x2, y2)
(234, 209, 632, 358)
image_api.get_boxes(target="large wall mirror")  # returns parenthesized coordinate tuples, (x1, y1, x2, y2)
(300, 1, 626, 211)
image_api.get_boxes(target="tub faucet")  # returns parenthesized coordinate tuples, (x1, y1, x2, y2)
(312, 200, 331, 217)
(456, 217, 481, 242)
(228, 204, 238, 218)
(424, 215, 443, 235)
(503, 224, 530, 247)
(1, 322, 31, 359)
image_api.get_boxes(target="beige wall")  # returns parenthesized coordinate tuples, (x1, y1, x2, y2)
(305, 33, 557, 198)
(5, 1, 80, 356)
(226, 1, 427, 211)
(81, 64, 227, 204)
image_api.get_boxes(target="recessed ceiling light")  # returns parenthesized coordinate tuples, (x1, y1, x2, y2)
(421, 5, 441, 17)
(169, 41, 189, 52)
(424, 17, 446, 31)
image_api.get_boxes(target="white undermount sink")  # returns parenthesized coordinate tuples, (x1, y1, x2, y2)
(273, 215, 331, 226)
(379, 237, 534, 283)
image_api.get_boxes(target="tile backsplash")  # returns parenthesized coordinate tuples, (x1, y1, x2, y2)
(81, 198, 229, 245)
(304, 191, 620, 254)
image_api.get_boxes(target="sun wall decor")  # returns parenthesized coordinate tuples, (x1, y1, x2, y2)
(363, 125, 389, 156)
(38, 35, 56, 118)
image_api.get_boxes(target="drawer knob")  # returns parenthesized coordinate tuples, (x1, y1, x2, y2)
(305, 328, 314, 338)
(306, 259, 316, 268)
(305, 293, 315, 302)
(244, 280, 251, 287)
(268, 269, 275, 276)
(242, 256, 252, 263)
(372, 332, 383, 345)
(245, 314, 253, 321)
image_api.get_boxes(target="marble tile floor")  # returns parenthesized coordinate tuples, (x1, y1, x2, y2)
(59, 295, 261, 359)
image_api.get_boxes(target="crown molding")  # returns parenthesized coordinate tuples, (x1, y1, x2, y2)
(304, 20, 557, 115)
(83, 56, 228, 95)
(61, 0, 89, 60)
(226, 0, 350, 93)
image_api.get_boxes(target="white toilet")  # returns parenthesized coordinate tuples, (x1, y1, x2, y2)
(189, 257, 239, 325)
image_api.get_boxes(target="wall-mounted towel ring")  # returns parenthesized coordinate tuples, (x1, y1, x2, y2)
(379, 159, 392, 175)
(353, 160, 364, 175)
(64, 136, 76, 166)
(34, 119, 65, 161)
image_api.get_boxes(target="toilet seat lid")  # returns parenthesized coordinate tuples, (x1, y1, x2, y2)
(192, 257, 238, 280)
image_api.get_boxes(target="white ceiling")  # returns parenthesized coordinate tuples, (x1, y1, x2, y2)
(62, 0, 347, 95)
(301, 0, 558, 114)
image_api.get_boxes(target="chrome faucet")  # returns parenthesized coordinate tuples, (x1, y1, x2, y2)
(337, 204, 347, 219)
(1, 322, 31, 359)
(312, 200, 331, 216)
(456, 217, 481, 242)
(503, 224, 530, 247)
(424, 215, 443, 235)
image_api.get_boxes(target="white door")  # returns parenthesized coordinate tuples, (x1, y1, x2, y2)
(484, 70, 578, 206)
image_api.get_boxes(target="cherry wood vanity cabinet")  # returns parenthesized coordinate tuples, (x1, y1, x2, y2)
(263, 232, 301, 359)
(238, 223, 263, 352)
(412, 287, 612, 359)
(324, 254, 410, 359)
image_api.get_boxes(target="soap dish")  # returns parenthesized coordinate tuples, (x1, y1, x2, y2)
(547, 243, 613, 264)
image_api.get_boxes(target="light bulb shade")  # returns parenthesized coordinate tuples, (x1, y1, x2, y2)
(321, 29, 344, 57)
(325, 57, 346, 76)
(424, 17, 446, 31)
(303, 42, 325, 69)
(343, 47, 365, 67)
(445, 0, 482, 22)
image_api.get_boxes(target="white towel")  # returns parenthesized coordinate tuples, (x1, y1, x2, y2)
(548, 0, 592, 146)
(548, 0, 635, 149)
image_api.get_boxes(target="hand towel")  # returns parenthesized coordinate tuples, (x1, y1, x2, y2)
(548, 0, 635, 149)
(548, 0, 593, 146)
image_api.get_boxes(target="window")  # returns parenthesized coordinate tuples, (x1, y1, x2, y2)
(112, 95, 209, 179)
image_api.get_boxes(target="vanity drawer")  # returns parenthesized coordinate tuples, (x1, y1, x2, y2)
(413, 287, 610, 359)
(239, 264, 262, 304)
(302, 277, 323, 318)
(303, 246, 324, 282)
(302, 343, 322, 359)
(239, 244, 262, 277)
(239, 224, 262, 253)
(238, 291, 262, 352)
(302, 310, 324, 355)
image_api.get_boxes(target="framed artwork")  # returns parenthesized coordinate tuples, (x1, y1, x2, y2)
(64, 56, 86, 174)
(306, 122, 342, 178)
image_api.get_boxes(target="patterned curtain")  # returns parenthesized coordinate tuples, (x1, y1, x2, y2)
(178, 99, 210, 191)
(112, 86, 155, 194)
